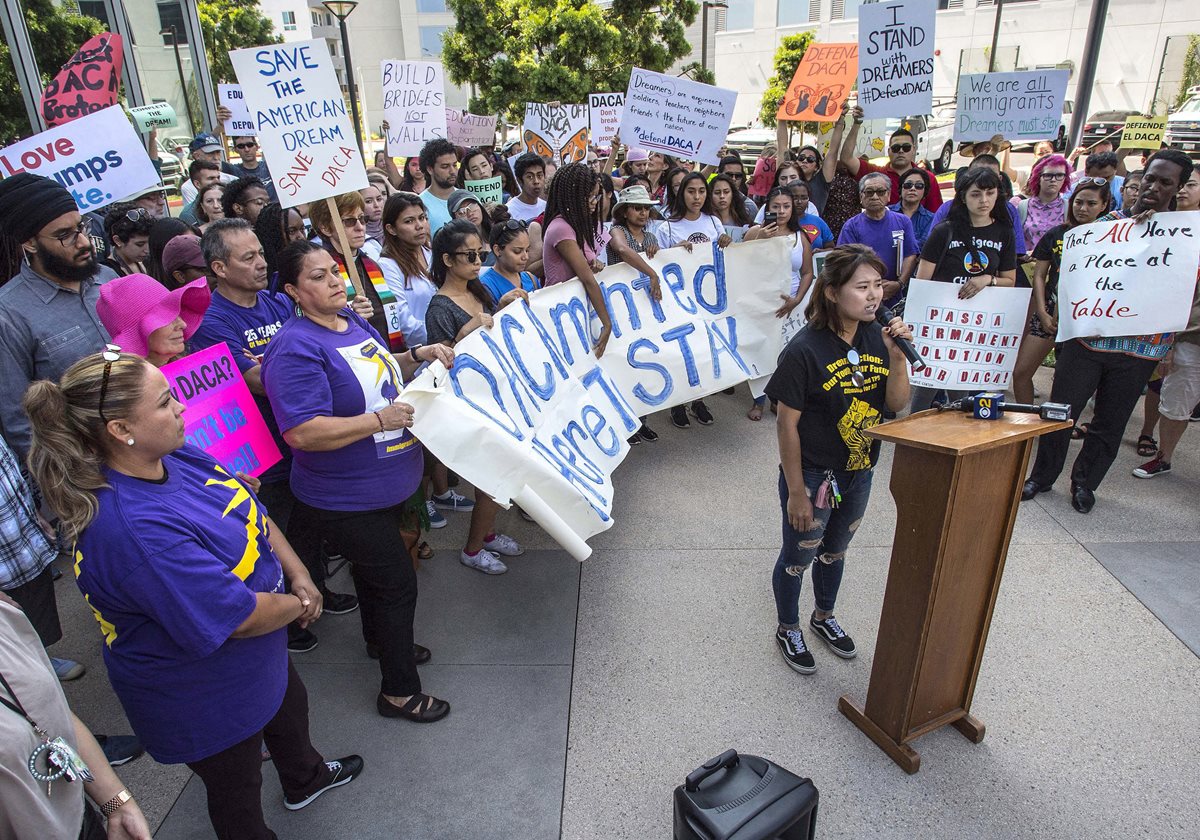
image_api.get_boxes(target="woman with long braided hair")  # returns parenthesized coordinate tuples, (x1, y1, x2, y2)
(255, 202, 307, 293)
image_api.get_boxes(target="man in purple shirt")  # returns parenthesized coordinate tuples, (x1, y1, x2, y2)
(836, 172, 919, 305)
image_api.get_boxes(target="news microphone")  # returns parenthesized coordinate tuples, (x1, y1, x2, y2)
(875, 305, 926, 372)
(939, 394, 1072, 422)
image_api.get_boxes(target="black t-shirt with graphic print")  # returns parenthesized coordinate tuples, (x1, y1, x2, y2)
(765, 321, 890, 471)
(1032, 222, 1069, 299)
(921, 219, 1017, 285)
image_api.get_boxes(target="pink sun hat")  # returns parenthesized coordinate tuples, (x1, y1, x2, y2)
(97, 274, 211, 358)
(625, 148, 649, 162)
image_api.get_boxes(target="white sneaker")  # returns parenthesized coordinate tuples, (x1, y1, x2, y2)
(460, 548, 508, 575)
(484, 533, 524, 556)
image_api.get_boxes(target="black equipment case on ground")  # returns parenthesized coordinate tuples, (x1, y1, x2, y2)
(672, 750, 818, 840)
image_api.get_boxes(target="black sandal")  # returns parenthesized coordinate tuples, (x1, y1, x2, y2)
(1136, 435, 1158, 457)
(1071, 422, 1089, 440)
(376, 692, 450, 723)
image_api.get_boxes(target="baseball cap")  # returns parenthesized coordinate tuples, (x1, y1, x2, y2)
(189, 133, 223, 154)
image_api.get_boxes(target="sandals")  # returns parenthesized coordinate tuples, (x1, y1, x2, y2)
(417, 541, 433, 560)
(1071, 422, 1089, 440)
(376, 692, 450, 723)
(1136, 435, 1158, 457)
(747, 404, 763, 422)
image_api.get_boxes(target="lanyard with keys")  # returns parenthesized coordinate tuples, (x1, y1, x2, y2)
(0, 670, 92, 795)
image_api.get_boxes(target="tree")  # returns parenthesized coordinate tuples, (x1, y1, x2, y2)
(198, 0, 281, 84)
(0, 0, 105, 142)
(759, 32, 814, 128)
(443, 0, 699, 122)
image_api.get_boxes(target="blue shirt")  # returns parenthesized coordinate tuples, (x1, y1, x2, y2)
(479, 267, 537, 305)
(74, 445, 287, 764)
(888, 202, 936, 250)
(797, 212, 835, 249)
(421, 190, 452, 235)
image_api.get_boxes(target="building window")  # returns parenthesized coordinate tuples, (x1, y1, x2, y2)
(157, 1, 188, 44)
(282, 10, 296, 30)
(77, 0, 110, 26)
(419, 25, 449, 57)
(938, 0, 964, 7)
(417, 0, 447, 11)
(311, 11, 320, 25)
(834, 0, 865, 19)
(724, 0, 753, 31)
(778, 0, 809, 27)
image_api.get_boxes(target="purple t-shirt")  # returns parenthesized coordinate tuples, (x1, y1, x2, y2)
(835, 210, 919, 282)
(73, 445, 286, 764)
(261, 310, 423, 511)
(542, 217, 605, 286)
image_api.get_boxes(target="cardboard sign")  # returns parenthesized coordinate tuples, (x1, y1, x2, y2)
(904, 280, 1031, 390)
(446, 110, 497, 148)
(858, 1, 935, 119)
(523, 103, 589, 163)
(1055, 212, 1200, 342)
(465, 176, 503, 205)
(218, 84, 256, 135)
(230, 40, 368, 208)
(0, 105, 159, 213)
(1120, 116, 1167, 149)
(41, 33, 124, 128)
(617, 68, 738, 166)
(381, 60, 447, 156)
(777, 43, 857, 123)
(402, 237, 792, 559)
(588, 92, 624, 149)
(954, 69, 1069, 143)
(128, 102, 177, 133)
(161, 345, 282, 479)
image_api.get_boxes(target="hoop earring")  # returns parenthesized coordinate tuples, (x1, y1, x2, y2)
(126, 438, 135, 446)
(294, 302, 304, 319)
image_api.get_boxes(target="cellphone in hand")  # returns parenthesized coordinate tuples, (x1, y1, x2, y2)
(763, 212, 778, 225)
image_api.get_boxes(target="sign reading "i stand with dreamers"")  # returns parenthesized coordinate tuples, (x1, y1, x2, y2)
(857, 0, 936, 119)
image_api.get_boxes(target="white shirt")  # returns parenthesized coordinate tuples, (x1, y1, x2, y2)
(506, 195, 546, 224)
(656, 213, 725, 248)
(376, 247, 437, 346)
(181, 170, 236, 205)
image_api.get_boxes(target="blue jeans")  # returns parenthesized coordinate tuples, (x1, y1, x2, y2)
(773, 467, 873, 627)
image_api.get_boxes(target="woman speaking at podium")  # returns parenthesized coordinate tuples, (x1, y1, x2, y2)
(765, 244, 912, 676)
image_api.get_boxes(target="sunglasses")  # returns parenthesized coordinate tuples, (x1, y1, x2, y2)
(1078, 177, 1108, 186)
(235, 142, 257, 150)
(452, 249, 487, 263)
(341, 215, 368, 228)
(847, 349, 865, 388)
(890, 143, 913, 153)
(901, 181, 926, 191)
(124, 208, 150, 222)
(501, 219, 528, 231)
(97, 344, 122, 423)
(796, 155, 818, 164)
(861, 188, 890, 197)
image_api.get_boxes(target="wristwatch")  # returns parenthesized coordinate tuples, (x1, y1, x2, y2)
(101, 788, 132, 816)
(409, 345, 423, 364)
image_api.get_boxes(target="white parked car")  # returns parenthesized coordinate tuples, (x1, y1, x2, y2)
(1166, 86, 1200, 159)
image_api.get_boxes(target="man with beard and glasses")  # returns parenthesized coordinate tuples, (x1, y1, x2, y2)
(0, 174, 117, 461)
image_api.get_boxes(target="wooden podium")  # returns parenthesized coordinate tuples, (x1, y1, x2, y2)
(838, 409, 1070, 773)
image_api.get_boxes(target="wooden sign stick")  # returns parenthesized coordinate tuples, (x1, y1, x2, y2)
(326, 196, 365, 297)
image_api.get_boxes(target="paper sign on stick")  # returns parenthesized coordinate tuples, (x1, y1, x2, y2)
(1055, 212, 1200, 342)
(523, 103, 589, 163)
(777, 43, 857, 123)
(858, 1, 935, 119)
(41, 33, 124, 128)
(128, 102, 177, 133)
(229, 39, 367, 208)
(446, 110, 496, 148)
(588, 93, 624, 149)
(0, 106, 159, 213)
(381, 60, 447, 156)
(465, 176, 503, 205)
(903, 280, 1030, 390)
(218, 84, 256, 135)
(161, 344, 282, 478)
(954, 69, 1069, 143)
(1120, 116, 1166, 149)
(617, 68, 737, 166)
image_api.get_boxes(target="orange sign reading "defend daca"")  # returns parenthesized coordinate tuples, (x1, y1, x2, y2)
(777, 43, 858, 123)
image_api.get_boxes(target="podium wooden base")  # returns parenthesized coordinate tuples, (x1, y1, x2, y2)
(838, 696, 987, 774)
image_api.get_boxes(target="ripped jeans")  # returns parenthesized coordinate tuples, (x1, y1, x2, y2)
(773, 467, 873, 627)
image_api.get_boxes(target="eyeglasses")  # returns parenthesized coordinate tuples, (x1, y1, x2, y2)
(890, 143, 914, 153)
(1041, 172, 1068, 181)
(901, 181, 926, 191)
(97, 344, 121, 424)
(234, 142, 257, 150)
(861, 188, 890, 197)
(124, 208, 150, 223)
(45, 222, 90, 247)
(796, 155, 818, 164)
(501, 219, 528, 231)
(341, 215, 368, 228)
(452, 249, 486, 263)
(846, 349, 865, 388)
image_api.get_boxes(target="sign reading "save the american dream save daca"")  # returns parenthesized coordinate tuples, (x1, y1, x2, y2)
(0, 105, 160, 213)
(402, 237, 791, 560)
(618, 68, 737, 166)
(229, 39, 367, 208)
(857, 0, 936, 119)
(954, 69, 1069, 143)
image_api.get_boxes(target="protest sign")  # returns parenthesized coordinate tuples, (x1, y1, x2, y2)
(858, 1, 935, 119)
(1055, 212, 1200, 342)
(128, 102, 177, 133)
(403, 237, 792, 558)
(230, 39, 367, 208)
(904, 279, 1031, 390)
(777, 43, 857, 123)
(1120, 116, 1166, 149)
(589, 92, 624, 149)
(523, 103, 589, 163)
(218, 84, 256, 135)
(0, 105, 158, 213)
(40, 33, 123, 128)
(954, 69, 1069, 143)
(381, 60, 447, 156)
(446, 109, 497, 147)
(617, 68, 738, 166)
(161, 344, 282, 479)
(465, 176, 503, 205)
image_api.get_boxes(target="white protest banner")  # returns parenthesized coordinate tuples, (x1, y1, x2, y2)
(588, 92, 624, 149)
(523, 103, 589, 163)
(0, 105, 158, 213)
(618, 68, 737, 166)
(465, 176, 503, 205)
(128, 102, 177, 133)
(218, 84, 255, 135)
(446, 109, 496, 148)
(858, 0, 935, 119)
(904, 279, 1031, 390)
(402, 237, 792, 558)
(954, 69, 1069, 143)
(381, 60, 446, 156)
(1055, 212, 1200, 342)
(230, 39, 367, 208)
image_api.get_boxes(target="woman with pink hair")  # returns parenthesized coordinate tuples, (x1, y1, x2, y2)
(1013, 154, 1071, 272)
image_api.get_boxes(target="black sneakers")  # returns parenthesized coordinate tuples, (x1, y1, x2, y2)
(671, 406, 690, 428)
(775, 628, 816, 674)
(287, 627, 319, 653)
(691, 400, 714, 425)
(321, 589, 359, 615)
(809, 612, 857, 658)
(283, 755, 364, 811)
(637, 422, 659, 442)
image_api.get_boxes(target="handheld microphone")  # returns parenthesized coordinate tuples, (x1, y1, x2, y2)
(875, 305, 926, 372)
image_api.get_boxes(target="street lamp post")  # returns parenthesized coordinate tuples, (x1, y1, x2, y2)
(700, 0, 728, 78)
(160, 25, 198, 136)
(323, 0, 364, 158)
